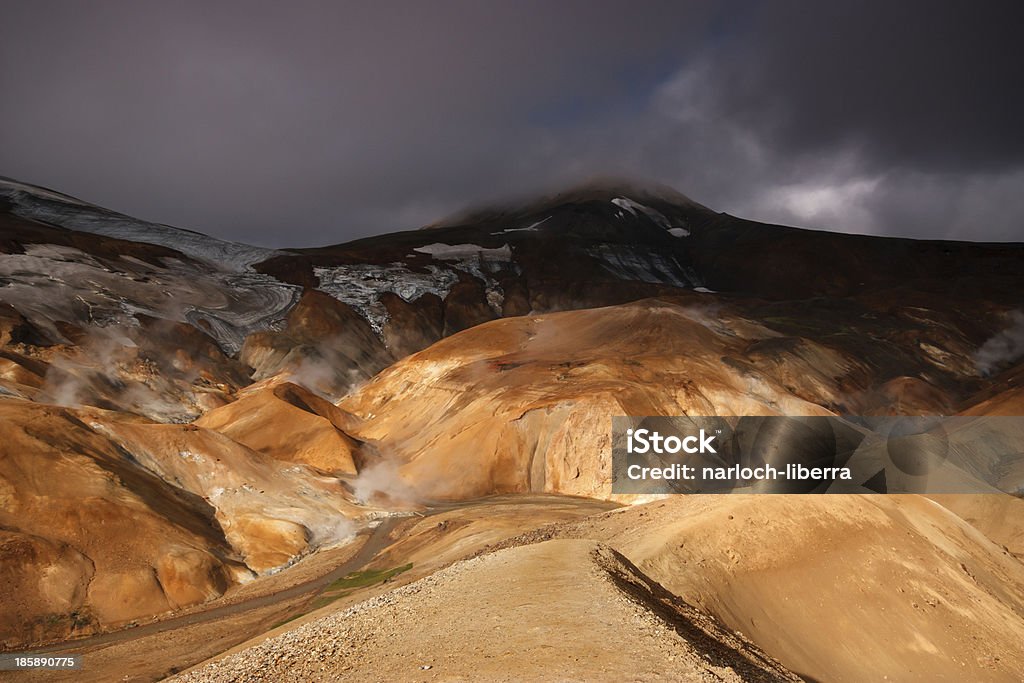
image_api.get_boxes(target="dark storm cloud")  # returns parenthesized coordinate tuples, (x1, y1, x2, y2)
(1, 0, 1022, 245)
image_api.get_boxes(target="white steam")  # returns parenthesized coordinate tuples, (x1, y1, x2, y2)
(41, 326, 136, 408)
(296, 514, 358, 548)
(352, 458, 417, 505)
(975, 310, 1024, 376)
(282, 351, 367, 401)
(39, 320, 203, 421)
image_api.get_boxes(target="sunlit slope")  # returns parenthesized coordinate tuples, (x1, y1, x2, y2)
(595, 495, 1024, 682)
(338, 295, 995, 501)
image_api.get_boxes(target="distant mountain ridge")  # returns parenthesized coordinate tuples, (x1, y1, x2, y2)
(0, 177, 282, 271)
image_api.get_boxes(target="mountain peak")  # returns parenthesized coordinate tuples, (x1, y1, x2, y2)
(531, 176, 708, 209)
(427, 176, 711, 229)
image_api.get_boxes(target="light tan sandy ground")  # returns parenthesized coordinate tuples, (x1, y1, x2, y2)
(172, 540, 798, 683)
(929, 493, 1024, 559)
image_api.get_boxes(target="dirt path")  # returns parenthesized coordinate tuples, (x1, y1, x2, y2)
(172, 539, 800, 682)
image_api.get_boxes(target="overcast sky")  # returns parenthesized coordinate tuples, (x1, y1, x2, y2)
(2, 1, 1023, 246)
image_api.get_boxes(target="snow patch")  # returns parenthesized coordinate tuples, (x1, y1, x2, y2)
(316, 241, 517, 331)
(611, 198, 639, 216)
(412, 243, 515, 316)
(611, 196, 675, 230)
(413, 243, 512, 260)
(314, 263, 459, 333)
(0, 243, 300, 354)
(494, 216, 551, 234)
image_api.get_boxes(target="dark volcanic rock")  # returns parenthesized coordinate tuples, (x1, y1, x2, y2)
(380, 291, 444, 360)
(0, 303, 51, 346)
(253, 253, 318, 290)
(443, 277, 498, 336)
(241, 289, 393, 397)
